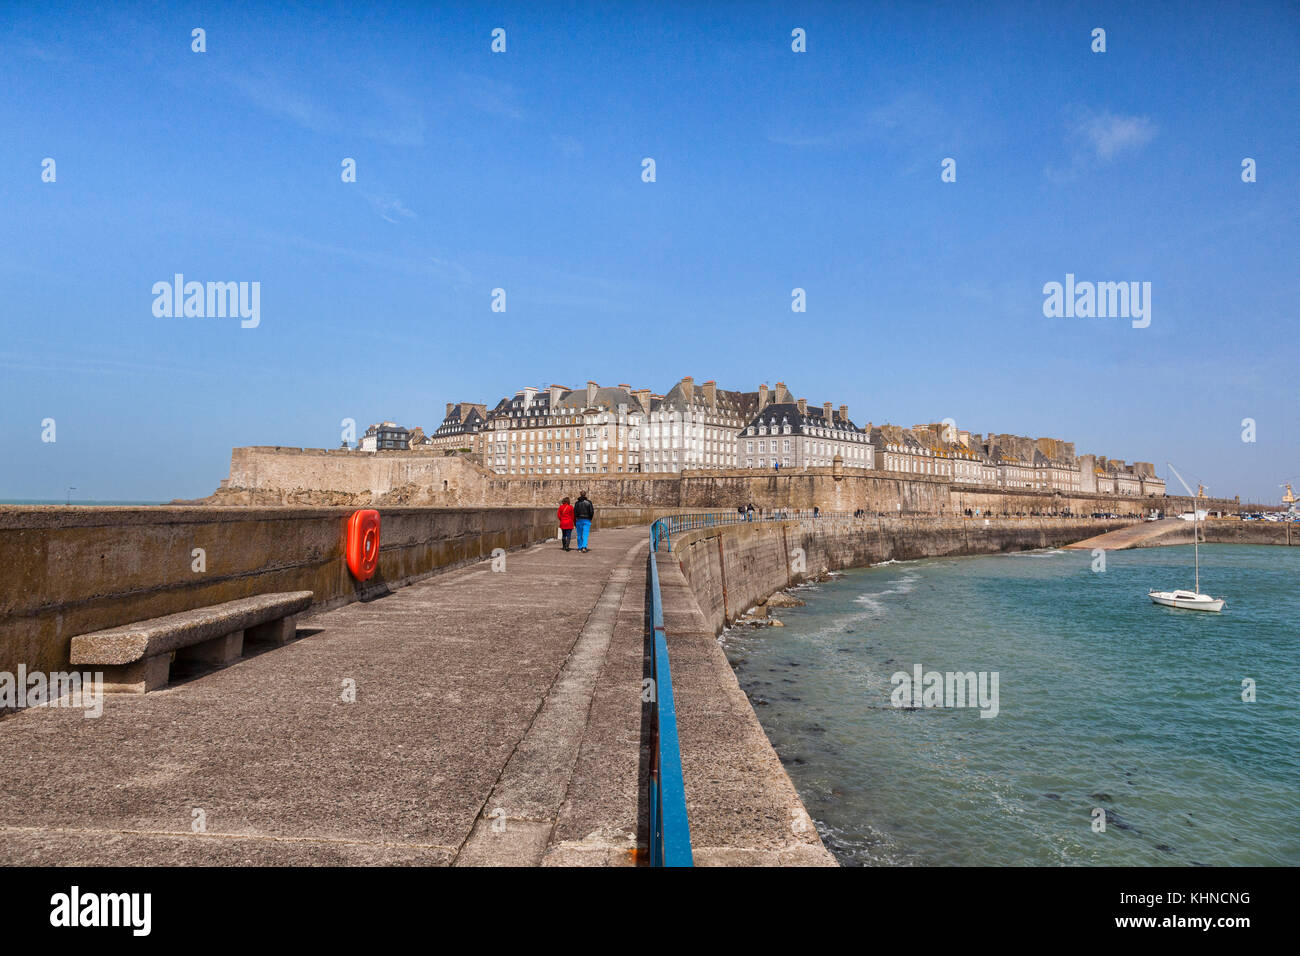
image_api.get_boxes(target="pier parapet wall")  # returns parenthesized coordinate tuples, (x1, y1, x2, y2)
(0, 505, 648, 683)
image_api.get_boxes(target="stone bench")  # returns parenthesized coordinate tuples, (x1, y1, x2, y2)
(69, 591, 314, 693)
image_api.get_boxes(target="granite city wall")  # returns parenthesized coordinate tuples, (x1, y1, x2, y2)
(208, 446, 1264, 516)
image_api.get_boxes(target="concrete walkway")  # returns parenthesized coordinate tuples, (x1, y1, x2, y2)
(0, 527, 649, 865)
(1065, 517, 1186, 551)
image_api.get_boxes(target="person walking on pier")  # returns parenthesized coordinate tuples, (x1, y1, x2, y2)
(557, 497, 576, 551)
(574, 492, 595, 552)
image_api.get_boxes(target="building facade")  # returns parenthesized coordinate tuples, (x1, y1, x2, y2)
(640, 376, 763, 473)
(738, 398, 873, 469)
(427, 403, 490, 456)
(483, 382, 647, 475)
(419, 375, 1171, 494)
(359, 421, 411, 452)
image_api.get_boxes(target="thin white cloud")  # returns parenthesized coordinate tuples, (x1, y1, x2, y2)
(1073, 109, 1157, 161)
(458, 74, 525, 121)
(552, 134, 584, 158)
(766, 91, 955, 158)
(228, 73, 332, 133)
(224, 73, 426, 147)
(360, 192, 416, 224)
(1047, 108, 1157, 181)
(430, 257, 473, 288)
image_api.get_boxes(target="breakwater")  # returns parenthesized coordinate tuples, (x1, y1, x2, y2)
(0, 504, 657, 681)
(664, 516, 1131, 633)
(1069, 517, 1296, 551)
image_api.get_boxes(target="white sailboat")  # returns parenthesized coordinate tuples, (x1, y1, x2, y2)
(1149, 463, 1224, 612)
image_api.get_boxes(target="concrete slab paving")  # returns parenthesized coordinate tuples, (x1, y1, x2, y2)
(543, 553, 651, 867)
(456, 536, 647, 866)
(0, 527, 647, 866)
(2, 522, 836, 867)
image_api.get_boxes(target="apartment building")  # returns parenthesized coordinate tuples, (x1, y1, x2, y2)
(359, 421, 411, 452)
(483, 382, 647, 475)
(427, 403, 490, 456)
(640, 376, 763, 473)
(738, 397, 873, 469)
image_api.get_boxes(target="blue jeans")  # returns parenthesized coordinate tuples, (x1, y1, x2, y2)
(575, 518, 591, 549)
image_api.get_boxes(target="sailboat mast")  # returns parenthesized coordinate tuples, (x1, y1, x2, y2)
(1167, 462, 1202, 594)
(1194, 502, 1200, 593)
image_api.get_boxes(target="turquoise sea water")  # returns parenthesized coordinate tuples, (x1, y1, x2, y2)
(721, 544, 1300, 866)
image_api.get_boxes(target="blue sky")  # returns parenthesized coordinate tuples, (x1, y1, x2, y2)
(2, 0, 1297, 502)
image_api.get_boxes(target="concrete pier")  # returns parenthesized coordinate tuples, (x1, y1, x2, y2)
(0, 528, 656, 864)
(0, 520, 835, 866)
(2, 511, 1181, 866)
(1066, 517, 1296, 551)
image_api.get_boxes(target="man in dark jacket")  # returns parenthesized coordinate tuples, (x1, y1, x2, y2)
(573, 493, 595, 552)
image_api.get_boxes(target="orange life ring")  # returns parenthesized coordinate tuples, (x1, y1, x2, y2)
(345, 509, 381, 581)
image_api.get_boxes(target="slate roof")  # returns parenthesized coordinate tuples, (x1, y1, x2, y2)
(656, 380, 759, 421)
(487, 385, 649, 421)
(433, 403, 488, 437)
(743, 402, 864, 438)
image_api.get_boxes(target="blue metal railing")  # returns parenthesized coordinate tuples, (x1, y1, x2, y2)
(647, 540, 693, 866)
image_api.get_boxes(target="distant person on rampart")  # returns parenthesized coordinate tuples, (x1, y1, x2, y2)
(557, 497, 575, 551)
(813, 505, 820, 518)
(573, 492, 595, 552)
(745, 502, 755, 521)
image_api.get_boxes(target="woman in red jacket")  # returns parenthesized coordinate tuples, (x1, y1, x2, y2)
(557, 497, 576, 551)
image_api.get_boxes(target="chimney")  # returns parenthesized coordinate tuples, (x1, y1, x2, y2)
(445, 402, 455, 419)
(797, 398, 807, 415)
(586, 380, 599, 407)
(523, 386, 537, 408)
(758, 384, 769, 409)
(823, 401, 833, 422)
(703, 380, 717, 409)
(549, 384, 565, 407)
(680, 375, 694, 403)
(618, 383, 631, 390)
(633, 388, 651, 413)
(839, 403, 848, 423)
